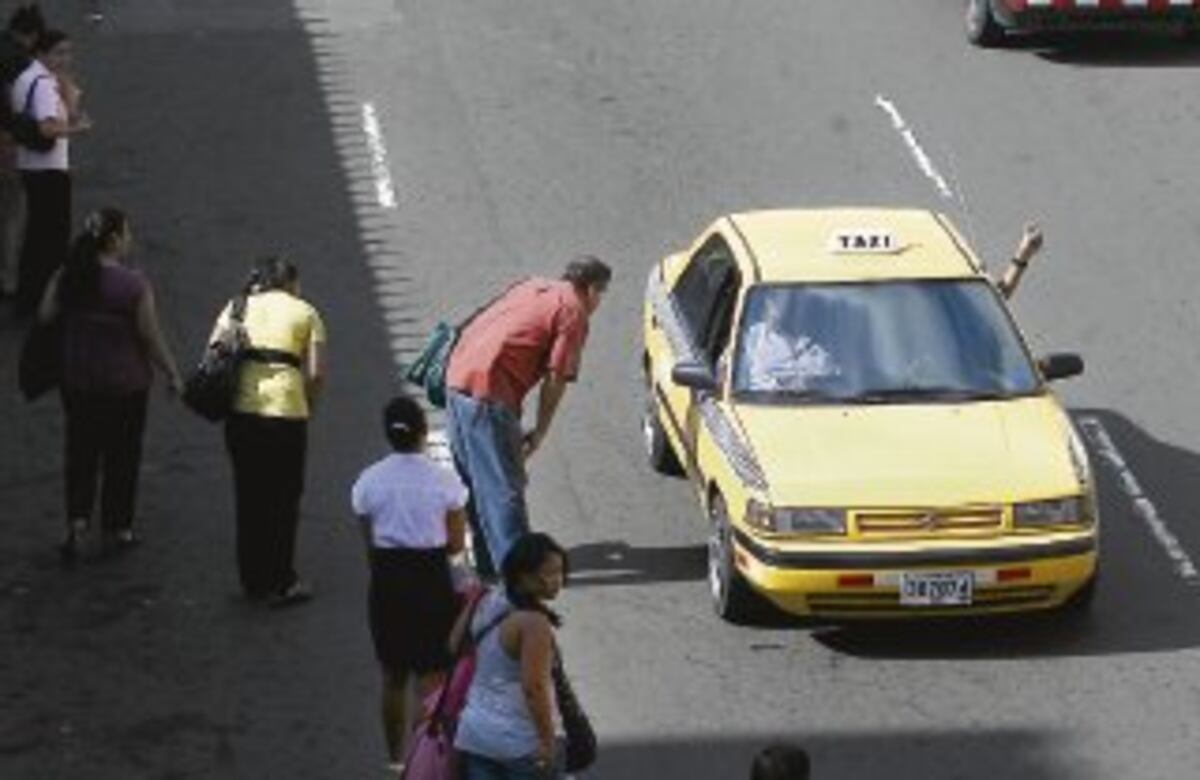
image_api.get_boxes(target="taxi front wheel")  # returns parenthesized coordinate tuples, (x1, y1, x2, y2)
(966, 0, 1004, 47)
(1062, 575, 1097, 615)
(708, 495, 759, 623)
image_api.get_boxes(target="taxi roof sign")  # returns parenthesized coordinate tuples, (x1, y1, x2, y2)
(829, 229, 901, 255)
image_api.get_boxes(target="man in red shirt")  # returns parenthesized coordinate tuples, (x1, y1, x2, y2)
(445, 256, 611, 577)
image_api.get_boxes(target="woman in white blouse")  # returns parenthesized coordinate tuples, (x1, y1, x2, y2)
(350, 394, 468, 770)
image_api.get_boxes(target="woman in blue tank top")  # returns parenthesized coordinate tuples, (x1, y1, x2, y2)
(453, 533, 568, 779)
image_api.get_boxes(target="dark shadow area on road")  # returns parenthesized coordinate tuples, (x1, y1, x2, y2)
(567, 541, 708, 587)
(0, 2, 400, 779)
(1021, 30, 1200, 66)
(813, 408, 1200, 660)
(590, 729, 1079, 780)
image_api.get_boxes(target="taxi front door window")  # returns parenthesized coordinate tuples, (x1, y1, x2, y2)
(671, 235, 738, 369)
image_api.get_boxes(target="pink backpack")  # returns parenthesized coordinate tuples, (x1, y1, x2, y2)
(402, 589, 507, 780)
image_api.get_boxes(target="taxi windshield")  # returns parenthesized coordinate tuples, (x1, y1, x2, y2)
(731, 280, 1040, 403)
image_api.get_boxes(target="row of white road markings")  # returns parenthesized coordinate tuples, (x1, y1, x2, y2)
(354, 94, 1200, 586)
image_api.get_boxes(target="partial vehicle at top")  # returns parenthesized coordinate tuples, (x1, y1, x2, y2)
(967, 0, 1200, 47)
(642, 208, 1098, 623)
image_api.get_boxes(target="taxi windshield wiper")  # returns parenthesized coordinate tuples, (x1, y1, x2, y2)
(850, 387, 1009, 404)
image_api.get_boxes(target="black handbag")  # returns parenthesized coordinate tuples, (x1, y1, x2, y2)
(17, 317, 61, 401)
(552, 645, 597, 772)
(182, 296, 249, 422)
(11, 76, 55, 153)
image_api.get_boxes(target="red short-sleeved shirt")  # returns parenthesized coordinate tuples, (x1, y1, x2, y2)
(447, 278, 589, 412)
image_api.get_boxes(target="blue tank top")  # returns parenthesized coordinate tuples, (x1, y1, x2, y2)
(454, 591, 546, 760)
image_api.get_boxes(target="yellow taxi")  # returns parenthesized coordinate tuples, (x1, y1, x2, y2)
(642, 208, 1098, 622)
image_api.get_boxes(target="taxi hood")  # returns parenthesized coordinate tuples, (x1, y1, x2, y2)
(732, 396, 1080, 506)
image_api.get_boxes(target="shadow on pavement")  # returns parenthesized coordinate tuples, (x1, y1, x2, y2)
(590, 729, 1079, 780)
(813, 408, 1200, 659)
(0, 2, 405, 779)
(567, 541, 708, 587)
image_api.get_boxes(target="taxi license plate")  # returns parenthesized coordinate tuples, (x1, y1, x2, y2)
(899, 572, 974, 607)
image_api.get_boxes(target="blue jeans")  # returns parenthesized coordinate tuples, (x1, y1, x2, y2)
(460, 751, 562, 780)
(445, 389, 529, 578)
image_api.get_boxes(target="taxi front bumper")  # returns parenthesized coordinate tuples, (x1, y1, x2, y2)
(732, 530, 1097, 618)
(1002, 4, 1198, 33)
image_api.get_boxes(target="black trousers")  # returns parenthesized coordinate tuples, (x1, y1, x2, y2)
(16, 170, 71, 315)
(224, 413, 308, 597)
(62, 390, 149, 531)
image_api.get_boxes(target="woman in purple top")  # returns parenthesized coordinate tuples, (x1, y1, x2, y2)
(37, 208, 182, 562)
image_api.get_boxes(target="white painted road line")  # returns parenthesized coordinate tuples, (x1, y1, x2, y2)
(361, 102, 398, 209)
(874, 94, 955, 200)
(1077, 416, 1200, 584)
(426, 428, 453, 466)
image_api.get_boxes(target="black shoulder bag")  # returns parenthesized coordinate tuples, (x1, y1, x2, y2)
(552, 640, 597, 772)
(11, 75, 55, 153)
(183, 296, 304, 423)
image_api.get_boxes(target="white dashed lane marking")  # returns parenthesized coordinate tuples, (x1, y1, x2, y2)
(361, 102, 398, 209)
(1078, 416, 1200, 584)
(874, 94, 955, 200)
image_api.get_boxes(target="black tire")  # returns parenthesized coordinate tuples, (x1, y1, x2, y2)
(1062, 575, 1097, 615)
(966, 0, 1005, 47)
(643, 373, 683, 476)
(708, 494, 760, 624)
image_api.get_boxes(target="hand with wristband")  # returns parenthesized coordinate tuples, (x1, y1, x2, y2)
(997, 221, 1043, 299)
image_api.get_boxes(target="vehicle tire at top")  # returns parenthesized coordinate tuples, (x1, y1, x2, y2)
(966, 0, 1005, 47)
(708, 494, 762, 624)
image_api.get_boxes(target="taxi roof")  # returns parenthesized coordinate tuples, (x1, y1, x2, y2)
(726, 208, 984, 283)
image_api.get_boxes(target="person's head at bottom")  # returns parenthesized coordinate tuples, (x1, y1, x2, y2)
(501, 532, 568, 616)
(751, 744, 811, 780)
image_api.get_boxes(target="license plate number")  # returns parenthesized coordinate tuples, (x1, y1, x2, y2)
(899, 571, 974, 607)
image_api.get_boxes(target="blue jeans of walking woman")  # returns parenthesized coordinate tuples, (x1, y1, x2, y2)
(461, 751, 562, 780)
(445, 389, 528, 577)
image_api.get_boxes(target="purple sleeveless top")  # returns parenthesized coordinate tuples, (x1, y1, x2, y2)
(61, 264, 152, 394)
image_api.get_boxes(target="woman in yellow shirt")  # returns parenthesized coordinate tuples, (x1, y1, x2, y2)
(209, 255, 326, 605)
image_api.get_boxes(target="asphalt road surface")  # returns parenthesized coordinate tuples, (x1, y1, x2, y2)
(4, 1, 1200, 778)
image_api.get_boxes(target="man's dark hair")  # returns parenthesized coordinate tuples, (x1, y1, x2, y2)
(8, 4, 45, 37)
(382, 394, 427, 453)
(562, 255, 611, 292)
(750, 744, 811, 780)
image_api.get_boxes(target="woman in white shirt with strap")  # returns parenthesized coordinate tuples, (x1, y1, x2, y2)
(350, 394, 468, 771)
(10, 28, 90, 315)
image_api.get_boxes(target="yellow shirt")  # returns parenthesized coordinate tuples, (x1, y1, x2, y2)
(213, 290, 326, 419)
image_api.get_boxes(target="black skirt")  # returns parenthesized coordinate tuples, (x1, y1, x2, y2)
(369, 546, 459, 675)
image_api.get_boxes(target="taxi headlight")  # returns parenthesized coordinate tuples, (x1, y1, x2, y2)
(776, 508, 847, 534)
(745, 500, 846, 535)
(1014, 497, 1090, 527)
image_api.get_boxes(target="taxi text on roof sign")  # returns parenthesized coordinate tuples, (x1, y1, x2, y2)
(829, 230, 900, 254)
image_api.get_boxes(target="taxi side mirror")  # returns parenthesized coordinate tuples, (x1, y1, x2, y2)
(1039, 353, 1084, 382)
(671, 361, 718, 393)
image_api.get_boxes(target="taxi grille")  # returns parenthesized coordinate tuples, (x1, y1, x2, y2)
(854, 509, 1004, 538)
